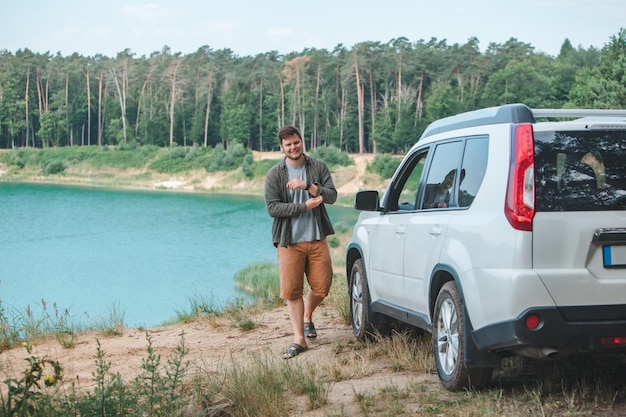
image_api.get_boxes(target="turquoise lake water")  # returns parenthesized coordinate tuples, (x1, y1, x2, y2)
(0, 183, 357, 328)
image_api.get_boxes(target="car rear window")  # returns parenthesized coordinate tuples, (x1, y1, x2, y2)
(534, 130, 626, 211)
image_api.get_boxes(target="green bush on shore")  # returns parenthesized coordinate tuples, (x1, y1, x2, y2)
(0, 143, 358, 180)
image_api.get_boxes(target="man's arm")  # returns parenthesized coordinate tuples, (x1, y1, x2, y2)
(310, 161, 337, 205)
(264, 166, 307, 218)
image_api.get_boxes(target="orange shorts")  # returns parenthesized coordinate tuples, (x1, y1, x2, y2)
(277, 239, 333, 300)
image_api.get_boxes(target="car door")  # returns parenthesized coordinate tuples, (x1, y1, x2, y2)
(532, 127, 626, 307)
(402, 140, 465, 316)
(367, 149, 429, 308)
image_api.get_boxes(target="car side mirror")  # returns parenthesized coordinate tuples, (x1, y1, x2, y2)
(354, 190, 381, 211)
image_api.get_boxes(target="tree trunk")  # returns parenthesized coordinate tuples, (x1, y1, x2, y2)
(258, 78, 264, 151)
(66, 72, 71, 146)
(97, 71, 104, 146)
(109, 66, 128, 143)
(84, 66, 91, 146)
(312, 64, 321, 149)
(25, 67, 30, 147)
(278, 72, 285, 127)
(204, 69, 214, 148)
(369, 64, 376, 153)
(167, 60, 181, 146)
(414, 72, 423, 127)
(136, 68, 154, 137)
(35, 67, 46, 147)
(397, 58, 402, 125)
(354, 53, 365, 154)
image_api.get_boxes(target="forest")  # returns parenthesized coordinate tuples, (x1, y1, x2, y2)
(0, 28, 624, 154)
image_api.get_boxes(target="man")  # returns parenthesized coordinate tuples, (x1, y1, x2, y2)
(425, 169, 456, 208)
(264, 125, 337, 359)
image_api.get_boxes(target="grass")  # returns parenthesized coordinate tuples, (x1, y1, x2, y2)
(233, 262, 282, 306)
(200, 351, 332, 416)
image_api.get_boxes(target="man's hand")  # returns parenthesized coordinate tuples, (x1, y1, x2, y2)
(305, 195, 323, 210)
(286, 178, 307, 191)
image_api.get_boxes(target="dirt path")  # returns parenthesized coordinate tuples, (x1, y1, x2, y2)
(336, 153, 375, 195)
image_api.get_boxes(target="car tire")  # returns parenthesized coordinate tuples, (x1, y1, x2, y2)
(349, 259, 389, 341)
(433, 281, 492, 390)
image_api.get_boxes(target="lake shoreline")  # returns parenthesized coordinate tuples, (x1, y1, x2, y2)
(0, 151, 381, 207)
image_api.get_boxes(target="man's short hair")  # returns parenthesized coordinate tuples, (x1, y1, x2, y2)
(278, 126, 302, 143)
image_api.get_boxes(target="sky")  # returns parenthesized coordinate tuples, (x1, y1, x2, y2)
(1, 0, 624, 58)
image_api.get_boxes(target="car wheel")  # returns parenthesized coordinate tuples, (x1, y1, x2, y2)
(433, 281, 492, 390)
(349, 259, 388, 341)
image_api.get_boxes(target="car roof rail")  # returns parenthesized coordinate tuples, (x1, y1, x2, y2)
(420, 105, 626, 139)
(531, 108, 626, 119)
(420, 103, 534, 139)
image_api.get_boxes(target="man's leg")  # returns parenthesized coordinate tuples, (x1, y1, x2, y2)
(278, 243, 307, 349)
(304, 239, 333, 325)
(287, 297, 307, 348)
(303, 291, 325, 324)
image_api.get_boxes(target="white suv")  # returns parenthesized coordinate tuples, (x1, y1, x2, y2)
(346, 103, 626, 390)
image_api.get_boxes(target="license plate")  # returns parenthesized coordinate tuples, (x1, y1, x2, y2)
(603, 245, 626, 268)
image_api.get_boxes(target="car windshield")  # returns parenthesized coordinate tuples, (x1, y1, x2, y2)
(534, 130, 626, 211)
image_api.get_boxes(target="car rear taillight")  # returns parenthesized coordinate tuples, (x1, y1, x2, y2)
(505, 123, 535, 231)
(600, 337, 626, 347)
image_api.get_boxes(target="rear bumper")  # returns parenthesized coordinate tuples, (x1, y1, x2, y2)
(472, 304, 626, 352)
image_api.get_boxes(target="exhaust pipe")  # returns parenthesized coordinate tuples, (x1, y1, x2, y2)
(513, 346, 561, 359)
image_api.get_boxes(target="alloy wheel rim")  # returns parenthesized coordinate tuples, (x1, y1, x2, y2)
(436, 297, 459, 376)
(351, 271, 363, 330)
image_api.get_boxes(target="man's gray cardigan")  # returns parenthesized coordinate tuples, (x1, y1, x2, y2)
(264, 154, 337, 248)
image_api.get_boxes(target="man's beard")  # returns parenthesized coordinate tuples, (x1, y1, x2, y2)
(285, 150, 303, 161)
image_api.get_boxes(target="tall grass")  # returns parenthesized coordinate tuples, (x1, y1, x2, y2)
(0, 299, 85, 350)
(201, 350, 331, 416)
(0, 297, 128, 352)
(233, 262, 281, 306)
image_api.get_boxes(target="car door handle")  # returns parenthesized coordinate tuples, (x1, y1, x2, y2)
(430, 225, 442, 235)
(395, 226, 406, 235)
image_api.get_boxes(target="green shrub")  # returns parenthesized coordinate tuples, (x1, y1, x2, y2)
(333, 221, 352, 234)
(42, 160, 65, 175)
(3, 151, 25, 168)
(204, 143, 253, 173)
(328, 235, 340, 248)
(168, 146, 188, 159)
(242, 153, 254, 178)
(309, 145, 353, 168)
(253, 158, 281, 177)
(91, 146, 153, 169)
(118, 140, 141, 151)
(368, 153, 401, 179)
(148, 146, 197, 173)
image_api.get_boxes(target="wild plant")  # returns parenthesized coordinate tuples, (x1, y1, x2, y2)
(171, 294, 222, 324)
(133, 331, 190, 417)
(78, 339, 130, 416)
(0, 342, 62, 417)
(0, 298, 15, 352)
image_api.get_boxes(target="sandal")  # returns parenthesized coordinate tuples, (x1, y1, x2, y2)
(282, 343, 308, 359)
(304, 321, 317, 339)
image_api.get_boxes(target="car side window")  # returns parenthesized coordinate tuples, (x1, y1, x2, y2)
(420, 141, 464, 209)
(459, 136, 489, 207)
(385, 150, 429, 212)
